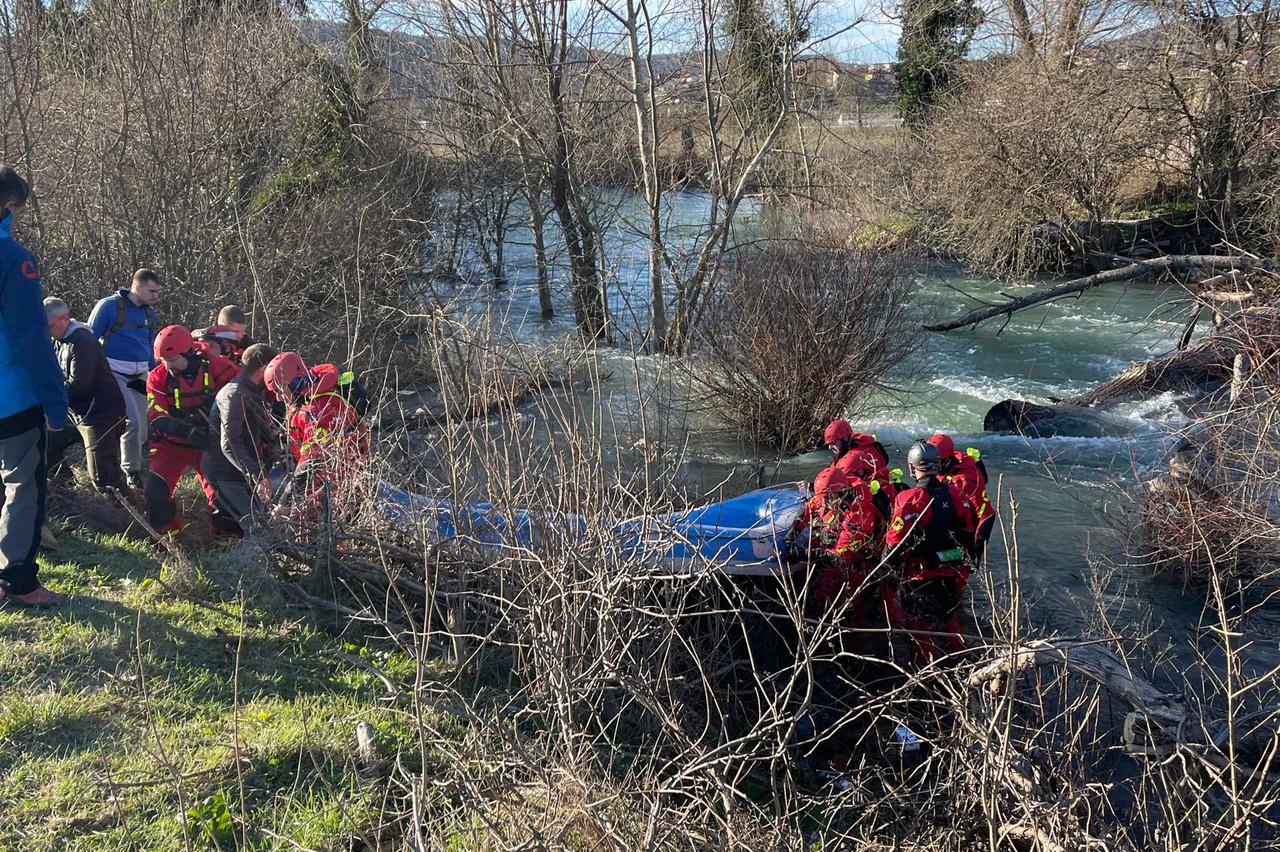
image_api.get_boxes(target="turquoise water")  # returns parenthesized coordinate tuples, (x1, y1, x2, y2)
(430, 190, 1257, 672)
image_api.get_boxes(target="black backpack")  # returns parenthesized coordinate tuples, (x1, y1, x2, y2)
(337, 369, 372, 419)
(102, 293, 157, 347)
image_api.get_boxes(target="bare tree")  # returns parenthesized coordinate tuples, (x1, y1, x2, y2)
(1140, 0, 1280, 240)
(417, 0, 617, 341)
(918, 60, 1164, 275)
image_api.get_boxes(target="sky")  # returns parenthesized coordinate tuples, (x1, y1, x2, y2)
(359, 0, 907, 65)
(809, 1, 903, 62)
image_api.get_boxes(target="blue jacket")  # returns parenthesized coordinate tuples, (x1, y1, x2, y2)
(88, 288, 157, 366)
(0, 215, 69, 428)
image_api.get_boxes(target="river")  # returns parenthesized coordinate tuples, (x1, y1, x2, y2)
(432, 189, 1273, 679)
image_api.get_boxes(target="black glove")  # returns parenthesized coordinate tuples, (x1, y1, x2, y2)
(186, 425, 210, 449)
(126, 377, 148, 395)
(150, 416, 183, 439)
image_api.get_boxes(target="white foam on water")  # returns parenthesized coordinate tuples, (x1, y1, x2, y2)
(1110, 390, 1192, 425)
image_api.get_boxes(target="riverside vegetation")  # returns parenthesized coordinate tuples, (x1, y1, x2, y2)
(3, 0, 1280, 848)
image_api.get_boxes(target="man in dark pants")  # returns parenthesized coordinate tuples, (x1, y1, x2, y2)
(203, 343, 280, 536)
(0, 166, 70, 607)
(44, 297, 129, 494)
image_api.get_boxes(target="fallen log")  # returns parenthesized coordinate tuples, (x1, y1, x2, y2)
(969, 638, 1280, 786)
(984, 308, 1280, 433)
(968, 640, 1186, 728)
(926, 255, 1279, 333)
(1058, 307, 1280, 408)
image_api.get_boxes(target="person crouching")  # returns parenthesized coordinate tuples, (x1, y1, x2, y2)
(202, 344, 281, 537)
(785, 466, 885, 629)
(264, 352, 368, 521)
(44, 297, 129, 495)
(145, 325, 240, 539)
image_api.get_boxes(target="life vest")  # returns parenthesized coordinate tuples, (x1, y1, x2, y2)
(915, 478, 964, 562)
(289, 364, 368, 465)
(147, 347, 239, 445)
(890, 478, 973, 578)
(169, 358, 214, 421)
(941, 449, 994, 534)
(834, 448, 897, 520)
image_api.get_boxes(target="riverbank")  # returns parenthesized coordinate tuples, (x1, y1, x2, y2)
(0, 516, 425, 850)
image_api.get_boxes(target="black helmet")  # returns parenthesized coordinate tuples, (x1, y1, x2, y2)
(907, 440, 941, 474)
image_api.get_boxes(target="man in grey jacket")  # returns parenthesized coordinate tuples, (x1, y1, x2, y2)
(203, 343, 280, 536)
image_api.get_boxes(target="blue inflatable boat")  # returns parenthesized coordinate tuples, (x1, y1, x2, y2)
(377, 482, 809, 576)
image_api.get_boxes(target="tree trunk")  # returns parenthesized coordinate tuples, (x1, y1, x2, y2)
(1004, 0, 1037, 60)
(615, 0, 666, 353)
(926, 255, 1280, 332)
(526, 184, 554, 319)
(984, 308, 1280, 434)
(542, 12, 608, 343)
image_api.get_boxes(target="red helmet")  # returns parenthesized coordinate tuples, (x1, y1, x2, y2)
(265, 352, 308, 398)
(840, 449, 877, 482)
(813, 465, 849, 499)
(154, 325, 195, 360)
(926, 433, 956, 459)
(823, 419, 854, 447)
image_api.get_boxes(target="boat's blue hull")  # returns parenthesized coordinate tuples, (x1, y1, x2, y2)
(377, 482, 808, 576)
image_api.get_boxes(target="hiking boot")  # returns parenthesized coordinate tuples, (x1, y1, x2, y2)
(40, 524, 60, 550)
(2, 586, 68, 608)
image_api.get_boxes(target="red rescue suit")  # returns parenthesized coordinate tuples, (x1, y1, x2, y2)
(834, 447, 897, 522)
(288, 364, 368, 465)
(885, 476, 980, 664)
(790, 479, 887, 627)
(146, 347, 240, 535)
(939, 449, 995, 555)
(286, 364, 369, 513)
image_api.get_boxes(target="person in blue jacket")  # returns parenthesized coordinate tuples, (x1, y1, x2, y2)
(88, 267, 160, 491)
(0, 166, 70, 607)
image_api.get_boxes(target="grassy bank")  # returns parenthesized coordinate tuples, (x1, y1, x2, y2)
(0, 521, 427, 851)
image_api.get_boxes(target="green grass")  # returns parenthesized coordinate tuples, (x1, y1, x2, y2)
(0, 522, 430, 851)
(851, 214, 919, 250)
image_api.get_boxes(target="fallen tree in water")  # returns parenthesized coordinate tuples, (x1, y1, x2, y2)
(926, 254, 1279, 333)
(984, 307, 1280, 434)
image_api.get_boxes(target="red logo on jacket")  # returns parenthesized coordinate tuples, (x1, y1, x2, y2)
(20, 260, 39, 279)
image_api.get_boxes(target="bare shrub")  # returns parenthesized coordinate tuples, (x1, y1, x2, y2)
(193, 319, 1280, 849)
(1142, 308, 1280, 583)
(917, 60, 1165, 276)
(5, 7, 431, 363)
(689, 240, 918, 451)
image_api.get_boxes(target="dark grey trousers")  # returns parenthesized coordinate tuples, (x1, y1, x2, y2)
(0, 406, 49, 595)
(47, 418, 127, 493)
(201, 450, 263, 537)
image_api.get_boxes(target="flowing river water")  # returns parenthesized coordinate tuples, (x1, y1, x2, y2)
(433, 190, 1276, 680)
